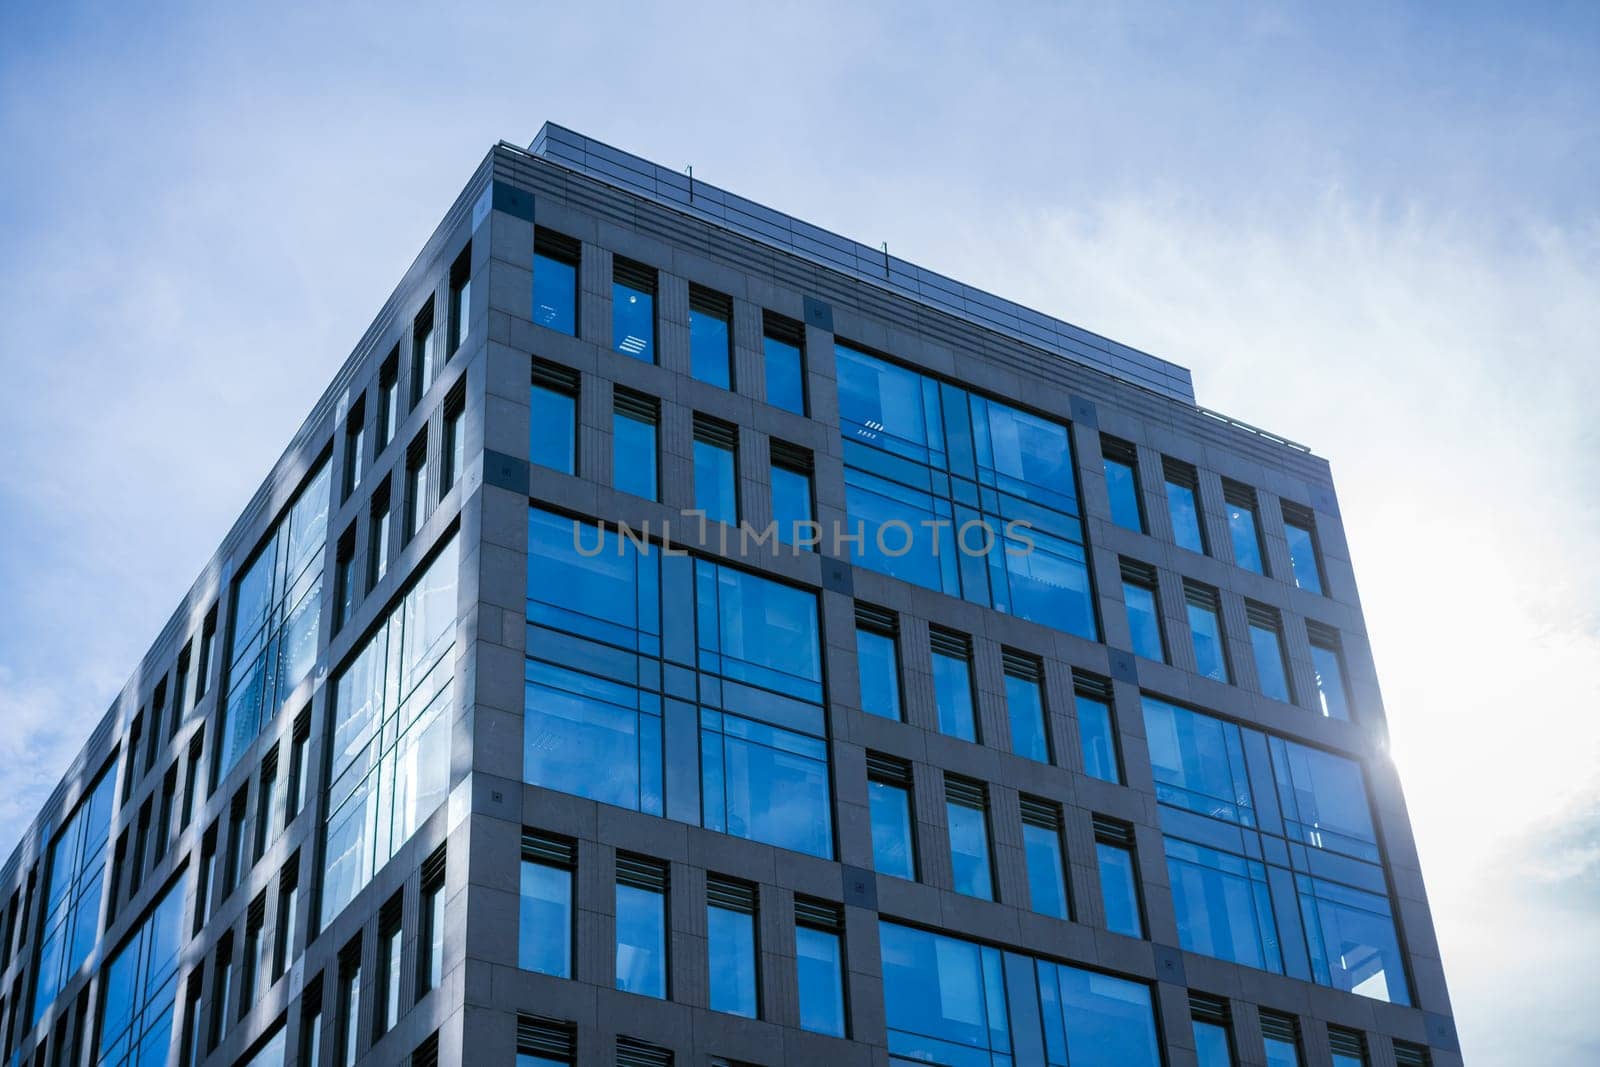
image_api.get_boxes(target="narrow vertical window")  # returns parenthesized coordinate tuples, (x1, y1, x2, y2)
(1073, 672, 1122, 785)
(1163, 457, 1207, 555)
(614, 855, 668, 999)
(417, 847, 447, 996)
(692, 415, 738, 525)
(1307, 622, 1352, 720)
(1121, 559, 1166, 663)
(196, 605, 217, 701)
(411, 299, 437, 403)
(404, 434, 429, 541)
(930, 629, 977, 743)
(794, 898, 846, 1038)
(1020, 797, 1070, 920)
(287, 709, 310, 821)
(273, 855, 300, 979)
(854, 605, 902, 721)
(253, 746, 278, 861)
(867, 754, 916, 880)
(1190, 994, 1235, 1067)
(343, 398, 367, 510)
(377, 349, 400, 452)
(688, 285, 733, 389)
(369, 479, 392, 587)
(173, 643, 192, 727)
(337, 939, 362, 1067)
(945, 776, 994, 900)
(1102, 436, 1145, 532)
(334, 524, 357, 632)
(375, 896, 402, 1036)
(181, 970, 205, 1067)
(612, 258, 657, 362)
(442, 385, 465, 490)
(1184, 581, 1230, 683)
(1223, 480, 1266, 575)
(1002, 650, 1050, 764)
(1329, 1028, 1368, 1067)
(1260, 1012, 1303, 1067)
(769, 441, 814, 548)
(299, 980, 323, 1067)
(532, 229, 580, 336)
(224, 791, 248, 894)
(1094, 816, 1144, 938)
(1281, 502, 1326, 595)
(195, 826, 217, 934)
(530, 360, 579, 475)
(241, 894, 265, 1016)
(762, 312, 806, 415)
(612, 389, 659, 502)
(1246, 603, 1293, 702)
(447, 243, 472, 355)
(211, 935, 235, 1048)
(182, 733, 204, 831)
(705, 877, 758, 1018)
(519, 832, 574, 979)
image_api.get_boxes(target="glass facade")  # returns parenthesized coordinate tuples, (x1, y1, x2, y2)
(220, 460, 330, 776)
(1144, 696, 1409, 1003)
(837, 345, 1097, 640)
(32, 764, 116, 1023)
(321, 536, 459, 927)
(524, 508, 831, 858)
(97, 876, 186, 1067)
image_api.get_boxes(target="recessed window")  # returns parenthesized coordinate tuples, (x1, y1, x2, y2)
(1071, 672, 1121, 784)
(1002, 650, 1050, 764)
(533, 229, 579, 336)
(334, 524, 357, 632)
(377, 349, 400, 452)
(770, 440, 814, 548)
(762, 312, 806, 414)
(369, 478, 392, 586)
(516, 1015, 575, 1066)
(520, 832, 575, 979)
(612, 258, 657, 362)
(442, 386, 465, 490)
(1121, 559, 1166, 663)
(1184, 581, 1230, 683)
(405, 434, 430, 541)
(1260, 1012, 1303, 1067)
(1246, 602, 1292, 702)
(1393, 1040, 1432, 1067)
(945, 775, 994, 900)
(342, 398, 366, 502)
(706, 877, 759, 1018)
(1329, 1027, 1368, 1067)
(1102, 435, 1145, 532)
(412, 299, 437, 404)
(615, 855, 668, 999)
(692, 414, 738, 526)
(1163, 456, 1207, 554)
(1020, 797, 1070, 919)
(375, 895, 403, 1036)
(689, 285, 733, 389)
(448, 243, 472, 355)
(1190, 994, 1235, 1067)
(930, 628, 977, 743)
(1307, 622, 1352, 720)
(855, 605, 901, 721)
(530, 360, 579, 475)
(794, 898, 846, 1037)
(337, 938, 362, 1067)
(612, 389, 659, 501)
(867, 753, 916, 880)
(1282, 501, 1326, 595)
(1223, 480, 1266, 575)
(1094, 816, 1143, 938)
(417, 847, 446, 996)
(273, 855, 300, 979)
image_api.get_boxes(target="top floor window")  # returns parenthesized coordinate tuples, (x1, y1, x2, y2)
(448, 243, 472, 354)
(762, 312, 806, 415)
(689, 285, 733, 389)
(1163, 456, 1207, 554)
(32, 764, 117, 1023)
(1102, 436, 1145, 532)
(412, 299, 437, 404)
(612, 257, 656, 362)
(1281, 502, 1326, 595)
(533, 229, 580, 336)
(1223, 480, 1266, 575)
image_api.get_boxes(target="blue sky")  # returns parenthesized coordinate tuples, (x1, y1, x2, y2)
(2, 3, 1596, 1063)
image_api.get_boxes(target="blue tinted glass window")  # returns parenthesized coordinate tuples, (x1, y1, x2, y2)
(694, 438, 737, 525)
(1166, 838, 1279, 972)
(1005, 672, 1049, 763)
(1299, 874, 1409, 1004)
(34, 767, 116, 1022)
(707, 903, 758, 1017)
(1310, 641, 1351, 720)
(1097, 841, 1143, 937)
(856, 627, 901, 720)
(771, 464, 813, 544)
(1023, 821, 1069, 919)
(532, 252, 577, 335)
(1332, 1051, 1364, 1067)
(1123, 581, 1165, 662)
(1195, 1020, 1234, 1067)
(1226, 499, 1264, 573)
(525, 664, 662, 815)
(530, 383, 576, 474)
(1076, 694, 1121, 784)
(612, 281, 654, 361)
(519, 861, 572, 977)
(698, 563, 823, 702)
(837, 345, 939, 458)
(1187, 600, 1229, 682)
(615, 883, 666, 998)
(689, 305, 732, 388)
(613, 410, 657, 501)
(1264, 1033, 1302, 1067)
(946, 797, 993, 899)
(796, 925, 846, 1037)
(98, 877, 186, 1067)
(1284, 520, 1323, 594)
(1141, 697, 1253, 824)
(1166, 478, 1206, 554)
(1048, 963, 1162, 1067)
(763, 334, 805, 415)
(980, 399, 1078, 515)
(1105, 457, 1144, 532)
(869, 779, 916, 879)
(1273, 741, 1377, 857)
(842, 472, 957, 594)
(1251, 622, 1291, 702)
(701, 712, 831, 858)
(879, 923, 1009, 1062)
(1001, 530, 1098, 639)
(932, 648, 976, 742)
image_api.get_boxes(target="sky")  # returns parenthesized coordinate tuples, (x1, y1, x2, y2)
(2, 2, 1597, 1062)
